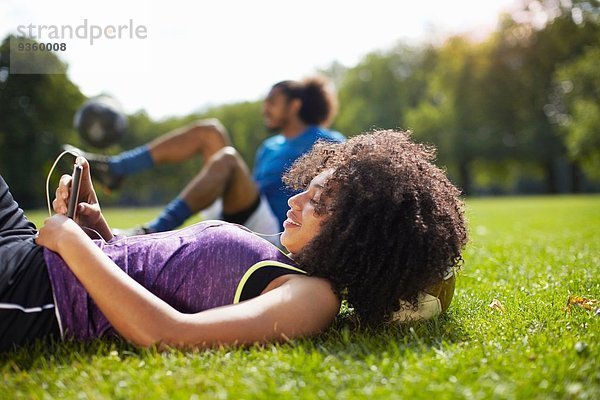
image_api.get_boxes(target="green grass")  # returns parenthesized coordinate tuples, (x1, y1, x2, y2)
(3, 196, 599, 399)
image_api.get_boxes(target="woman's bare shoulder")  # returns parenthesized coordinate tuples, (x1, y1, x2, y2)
(264, 274, 341, 314)
(264, 273, 336, 296)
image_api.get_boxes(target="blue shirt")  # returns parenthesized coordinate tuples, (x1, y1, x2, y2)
(253, 126, 346, 225)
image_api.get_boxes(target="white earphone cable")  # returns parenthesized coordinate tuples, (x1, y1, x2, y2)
(45, 150, 79, 217)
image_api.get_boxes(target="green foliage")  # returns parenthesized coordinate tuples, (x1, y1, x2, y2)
(335, 45, 431, 136)
(0, 36, 84, 208)
(405, 37, 498, 193)
(336, 0, 600, 194)
(554, 46, 600, 178)
(496, 1, 599, 192)
(11, 196, 600, 399)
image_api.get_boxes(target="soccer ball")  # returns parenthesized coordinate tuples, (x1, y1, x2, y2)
(391, 270, 456, 322)
(73, 95, 127, 148)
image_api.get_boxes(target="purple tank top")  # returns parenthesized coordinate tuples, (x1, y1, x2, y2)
(43, 221, 303, 340)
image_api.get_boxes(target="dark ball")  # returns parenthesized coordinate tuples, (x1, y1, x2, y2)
(74, 96, 127, 148)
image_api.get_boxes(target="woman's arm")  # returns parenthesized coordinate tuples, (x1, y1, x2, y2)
(164, 275, 340, 349)
(37, 215, 177, 345)
(36, 215, 340, 349)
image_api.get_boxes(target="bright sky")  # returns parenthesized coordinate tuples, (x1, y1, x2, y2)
(1, 0, 519, 120)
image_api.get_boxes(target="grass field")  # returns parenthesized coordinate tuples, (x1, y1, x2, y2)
(2, 196, 599, 399)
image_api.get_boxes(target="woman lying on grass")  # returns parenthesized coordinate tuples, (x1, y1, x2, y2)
(0, 130, 467, 352)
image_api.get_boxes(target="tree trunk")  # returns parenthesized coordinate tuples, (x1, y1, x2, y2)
(544, 160, 558, 194)
(458, 162, 471, 196)
(569, 161, 582, 193)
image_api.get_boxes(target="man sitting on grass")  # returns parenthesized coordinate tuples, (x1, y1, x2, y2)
(66, 76, 345, 243)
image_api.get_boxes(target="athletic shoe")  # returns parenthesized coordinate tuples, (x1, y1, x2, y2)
(112, 225, 155, 237)
(62, 144, 124, 191)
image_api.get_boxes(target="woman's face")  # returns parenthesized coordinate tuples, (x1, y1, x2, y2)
(280, 169, 333, 255)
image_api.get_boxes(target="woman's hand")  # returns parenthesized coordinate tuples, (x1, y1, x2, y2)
(53, 157, 113, 241)
(35, 214, 83, 253)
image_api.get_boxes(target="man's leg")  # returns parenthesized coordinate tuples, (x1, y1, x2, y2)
(148, 118, 231, 165)
(67, 119, 231, 190)
(145, 146, 259, 232)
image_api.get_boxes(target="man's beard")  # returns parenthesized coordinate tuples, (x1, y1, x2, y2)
(265, 116, 288, 133)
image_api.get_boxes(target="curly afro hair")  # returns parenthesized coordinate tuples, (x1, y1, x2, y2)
(283, 130, 468, 326)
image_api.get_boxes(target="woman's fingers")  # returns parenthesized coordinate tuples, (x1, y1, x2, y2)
(77, 157, 93, 187)
(75, 157, 99, 204)
(53, 174, 73, 214)
(53, 159, 101, 217)
(52, 198, 67, 215)
(58, 174, 72, 200)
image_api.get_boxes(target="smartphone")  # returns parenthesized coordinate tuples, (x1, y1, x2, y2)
(67, 164, 83, 219)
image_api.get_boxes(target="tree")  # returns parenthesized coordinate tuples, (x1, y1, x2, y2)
(553, 46, 600, 179)
(335, 44, 432, 136)
(0, 35, 85, 208)
(487, 0, 600, 192)
(406, 38, 495, 194)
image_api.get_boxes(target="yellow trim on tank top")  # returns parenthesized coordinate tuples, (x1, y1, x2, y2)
(233, 261, 307, 304)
